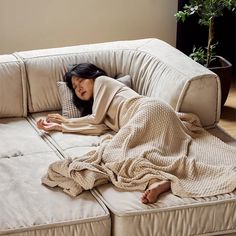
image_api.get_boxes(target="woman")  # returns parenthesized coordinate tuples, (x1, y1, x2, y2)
(38, 63, 236, 204)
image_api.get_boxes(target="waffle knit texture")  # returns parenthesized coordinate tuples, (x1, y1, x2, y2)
(42, 76, 236, 197)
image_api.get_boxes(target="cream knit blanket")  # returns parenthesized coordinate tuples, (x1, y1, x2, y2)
(42, 98, 236, 197)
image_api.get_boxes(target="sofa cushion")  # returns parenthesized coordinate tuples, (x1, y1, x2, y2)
(0, 55, 26, 118)
(93, 184, 236, 236)
(15, 39, 144, 114)
(30, 112, 102, 159)
(0, 153, 110, 236)
(0, 118, 52, 157)
(116, 74, 132, 88)
(29, 112, 236, 236)
(0, 117, 111, 236)
(91, 125, 236, 236)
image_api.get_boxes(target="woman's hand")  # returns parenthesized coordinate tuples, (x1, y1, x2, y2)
(46, 113, 68, 124)
(37, 119, 62, 132)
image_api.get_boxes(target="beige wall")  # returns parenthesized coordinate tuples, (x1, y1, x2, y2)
(0, 0, 177, 54)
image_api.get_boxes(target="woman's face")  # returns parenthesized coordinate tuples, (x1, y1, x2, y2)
(71, 76, 94, 101)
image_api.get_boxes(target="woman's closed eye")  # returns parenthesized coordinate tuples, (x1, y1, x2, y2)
(72, 78, 82, 90)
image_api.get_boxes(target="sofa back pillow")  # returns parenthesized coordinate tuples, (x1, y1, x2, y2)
(15, 40, 139, 114)
(15, 39, 220, 128)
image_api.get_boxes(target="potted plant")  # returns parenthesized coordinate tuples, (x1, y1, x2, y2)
(175, 0, 236, 107)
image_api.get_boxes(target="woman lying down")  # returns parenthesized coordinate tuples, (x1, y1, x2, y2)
(37, 63, 236, 204)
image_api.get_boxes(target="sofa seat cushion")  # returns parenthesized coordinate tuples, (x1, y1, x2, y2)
(31, 113, 107, 158)
(30, 114, 236, 236)
(29, 113, 236, 236)
(0, 118, 110, 236)
(93, 184, 236, 236)
(0, 118, 52, 157)
(0, 153, 110, 236)
(92, 127, 236, 236)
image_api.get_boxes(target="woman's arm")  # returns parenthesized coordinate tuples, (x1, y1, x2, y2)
(38, 113, 110, 135)
(37, 76, 123, 135)
(62, 117, 110, 135)
(37, 119, 62, 132)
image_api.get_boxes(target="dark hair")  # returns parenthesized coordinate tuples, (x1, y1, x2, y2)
(64, 63, 107, 116)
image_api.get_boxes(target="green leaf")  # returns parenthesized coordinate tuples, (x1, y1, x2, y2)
(175, 11, 187, 22)
(175, 0, 236, 67)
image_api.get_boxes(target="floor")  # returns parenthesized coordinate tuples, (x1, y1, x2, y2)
(219, 79, 236, 139)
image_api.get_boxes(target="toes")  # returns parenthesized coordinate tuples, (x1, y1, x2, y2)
(141, 189, 150, 204)
(141, 194, 149, 204)
(141, 198, 149, 204)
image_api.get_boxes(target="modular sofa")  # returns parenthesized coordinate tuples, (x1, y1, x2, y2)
(0, 38, 236, 236)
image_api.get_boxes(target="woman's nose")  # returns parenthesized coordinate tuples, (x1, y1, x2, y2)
(76, 86, 83, 95)
(75, 89, 81, 97)
(75, 85, 81, 92)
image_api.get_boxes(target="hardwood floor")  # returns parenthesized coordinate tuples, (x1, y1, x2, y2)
(219, 79, 236, 139)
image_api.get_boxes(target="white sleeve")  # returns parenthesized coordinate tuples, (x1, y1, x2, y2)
(62, 114, 110, 135)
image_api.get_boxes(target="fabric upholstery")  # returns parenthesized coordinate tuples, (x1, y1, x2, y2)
(116, 74, 132, 88)
(0, 55, 26, 118)
(0, 38, 233, 236)
(0, 152, 110, 236)
(0, 117, 111, 236)
(57, 81, 81, 118)
(30, 113, 236, 236)
(15, 38, 220, 128)
(94, 184, 236, 236)
(0, 118, 52, 157)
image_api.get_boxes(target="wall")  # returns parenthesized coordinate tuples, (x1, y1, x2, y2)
(0, 0, 177, 54)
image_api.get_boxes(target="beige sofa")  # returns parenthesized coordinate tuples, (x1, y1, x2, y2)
(0, 38, 236, 236)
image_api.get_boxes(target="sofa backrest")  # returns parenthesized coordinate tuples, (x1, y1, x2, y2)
(15, 40, 145, 113)
(0, 54, 27, 117)
(1, 38, 221, 128)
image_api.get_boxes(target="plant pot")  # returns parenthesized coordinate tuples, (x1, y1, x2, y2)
(209, 56, 232, 108)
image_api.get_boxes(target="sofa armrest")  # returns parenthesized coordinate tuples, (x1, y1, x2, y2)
(137, 38, 221, 128)
(0, 54, 27, 118)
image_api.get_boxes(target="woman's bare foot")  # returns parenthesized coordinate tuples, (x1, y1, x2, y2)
(141, 180, 170, 204)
